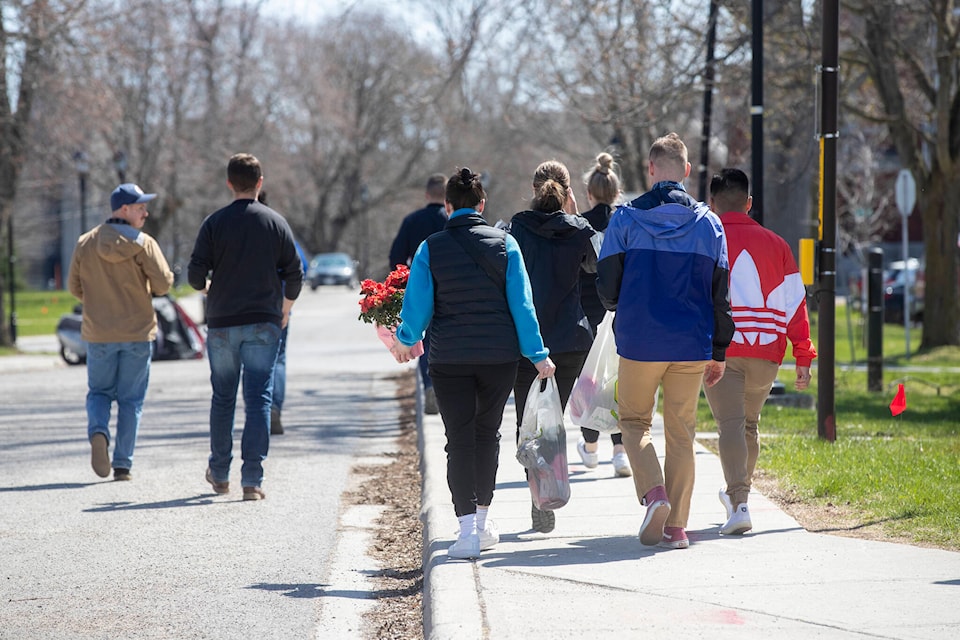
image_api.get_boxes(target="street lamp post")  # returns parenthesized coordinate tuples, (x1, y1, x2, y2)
(74, 150, 90, 232)
(6, 212, 16, 343)
(360, 185, 370, 278)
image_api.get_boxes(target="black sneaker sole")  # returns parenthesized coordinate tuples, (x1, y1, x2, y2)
(531, 504, 555, 533)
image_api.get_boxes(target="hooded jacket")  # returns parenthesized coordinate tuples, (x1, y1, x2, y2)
(597, 181, 734, 362)
(68, 221, 174, 343)
(509, 208, 597, 354)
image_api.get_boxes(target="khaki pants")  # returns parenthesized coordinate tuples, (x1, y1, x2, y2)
(703, 357, 779, 506)
(617, 358, 707, 529)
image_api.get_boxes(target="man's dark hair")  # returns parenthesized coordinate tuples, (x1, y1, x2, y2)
(710, 168, 750, 213)
(445, 167, 485, 210)
(426, 173, 447, 201)
(227, 153, 262, 193)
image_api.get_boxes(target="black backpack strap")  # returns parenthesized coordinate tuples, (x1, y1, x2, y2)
(448, 227, 507, 293)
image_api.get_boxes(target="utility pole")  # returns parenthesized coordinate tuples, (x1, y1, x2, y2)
(751, 0, 764, 225)
(74, 151, 90, 233)
(6, 213, 15, 343)
(698, 0, 719, 201)
(817, 0, 839, 442)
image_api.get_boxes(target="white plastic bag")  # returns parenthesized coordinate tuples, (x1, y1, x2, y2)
(516, 377, 570, 510)
(568, 312, 621, 434)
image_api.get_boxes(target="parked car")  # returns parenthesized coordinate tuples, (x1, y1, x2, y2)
(883, 258, 924, 324)
(306, 252, 359, 290)
(55, 295, 206, 365)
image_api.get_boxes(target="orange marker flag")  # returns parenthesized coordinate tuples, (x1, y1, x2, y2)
(889, 383, 907, 416)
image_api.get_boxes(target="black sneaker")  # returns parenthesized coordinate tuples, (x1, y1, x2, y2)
(424, 387, 439, 415)
(113, 468, 132, 481)
(531, 503, 555, 533)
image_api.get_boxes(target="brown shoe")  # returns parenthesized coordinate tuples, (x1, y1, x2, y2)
(270, 406, 283, 435)
(243, 486, 266, 501)
(205, 467, 230, 494)
(113, 468, 132, 481)
(90, 433, 110, 478)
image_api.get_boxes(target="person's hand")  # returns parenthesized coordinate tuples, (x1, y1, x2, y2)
(535, 357, 556, 378)
(390, 340, 414, 364)
(535, 357, 556, 379)
(281, 310, 290, 329)
(703, 360, 725, 387)
(795, 365, 811, 391)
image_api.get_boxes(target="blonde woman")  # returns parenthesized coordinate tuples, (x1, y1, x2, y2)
(576, 152, 631, 477)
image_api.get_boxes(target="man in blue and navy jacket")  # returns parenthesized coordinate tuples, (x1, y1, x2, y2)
(596, 132, 735, 551)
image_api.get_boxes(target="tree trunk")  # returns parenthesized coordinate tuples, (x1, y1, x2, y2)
(919, 171, 960, 349)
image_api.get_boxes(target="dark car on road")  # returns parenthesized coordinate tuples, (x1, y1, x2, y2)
(883, 258, 924, 324)
(307, 252, 359, 290)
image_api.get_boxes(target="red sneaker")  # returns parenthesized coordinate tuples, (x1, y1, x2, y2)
(659, 526, 689, 549)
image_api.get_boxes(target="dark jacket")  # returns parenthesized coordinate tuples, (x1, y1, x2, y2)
(579, 203, 613, 333)
(395, 208, 549, 365)
(388, 202, 447, 270)
(598, 181, 734, 362)
(509, 208, 596, 354)
(187, 199, 303, 329)
(426, 214, 520, 364)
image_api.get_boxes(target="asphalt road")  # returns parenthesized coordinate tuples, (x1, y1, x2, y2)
(0, 287, 410, 639)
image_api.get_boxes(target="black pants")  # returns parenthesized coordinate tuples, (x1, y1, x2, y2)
(430, 361, 519, 517)
(513, 351, 588, 443)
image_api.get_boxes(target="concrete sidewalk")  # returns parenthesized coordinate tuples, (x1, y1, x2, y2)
(419, 394, 960, 640)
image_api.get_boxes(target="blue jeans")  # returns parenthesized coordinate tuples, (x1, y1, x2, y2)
(418, 324, 432, 390)
(272, 324, 289, 411)
(206, 323, 281, 488)
(86, 341, 152, 470)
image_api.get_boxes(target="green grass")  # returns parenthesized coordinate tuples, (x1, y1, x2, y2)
(698, 309, 960, 551)
(0, 286, 197, 355)
(6, 290, 79, 337)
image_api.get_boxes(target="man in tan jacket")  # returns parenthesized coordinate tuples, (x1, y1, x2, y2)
(68, 183, 174, 481)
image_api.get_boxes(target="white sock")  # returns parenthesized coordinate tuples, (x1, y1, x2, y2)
(476, 507, 489, 531)
(458, 513, 477, 539)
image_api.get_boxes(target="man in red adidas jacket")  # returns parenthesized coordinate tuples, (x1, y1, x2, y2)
(705, 168, 817, 537)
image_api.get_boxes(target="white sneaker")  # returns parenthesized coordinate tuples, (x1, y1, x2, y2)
(611, 451, 632, 477)
(577, 438, 599, 468)
(720, 503, 753, 535)
(718, 487, 734, 521)
(448, 533, 480, 559)
(478, 520, 500, 550)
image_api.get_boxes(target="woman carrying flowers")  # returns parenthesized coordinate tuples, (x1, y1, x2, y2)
(389, 167, 556, 560)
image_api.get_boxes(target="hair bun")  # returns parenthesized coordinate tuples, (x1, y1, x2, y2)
(459, 167, 474, 183)
(596, 152, 614, 174)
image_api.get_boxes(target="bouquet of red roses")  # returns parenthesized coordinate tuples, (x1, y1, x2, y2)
(358, 265, 424, 356)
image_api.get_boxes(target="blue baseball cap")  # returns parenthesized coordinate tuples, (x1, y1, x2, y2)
(111, 183, 157, 211)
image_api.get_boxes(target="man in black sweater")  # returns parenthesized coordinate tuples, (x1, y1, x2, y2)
(188, 153, 303, 501)
(388, 173, 447, 414)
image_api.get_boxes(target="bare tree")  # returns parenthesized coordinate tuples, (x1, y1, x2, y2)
(262, 10, 461, 277)
(837, 130, 899, 259)
(0, 0, 88, 346)
(843, 0, 960, 348)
